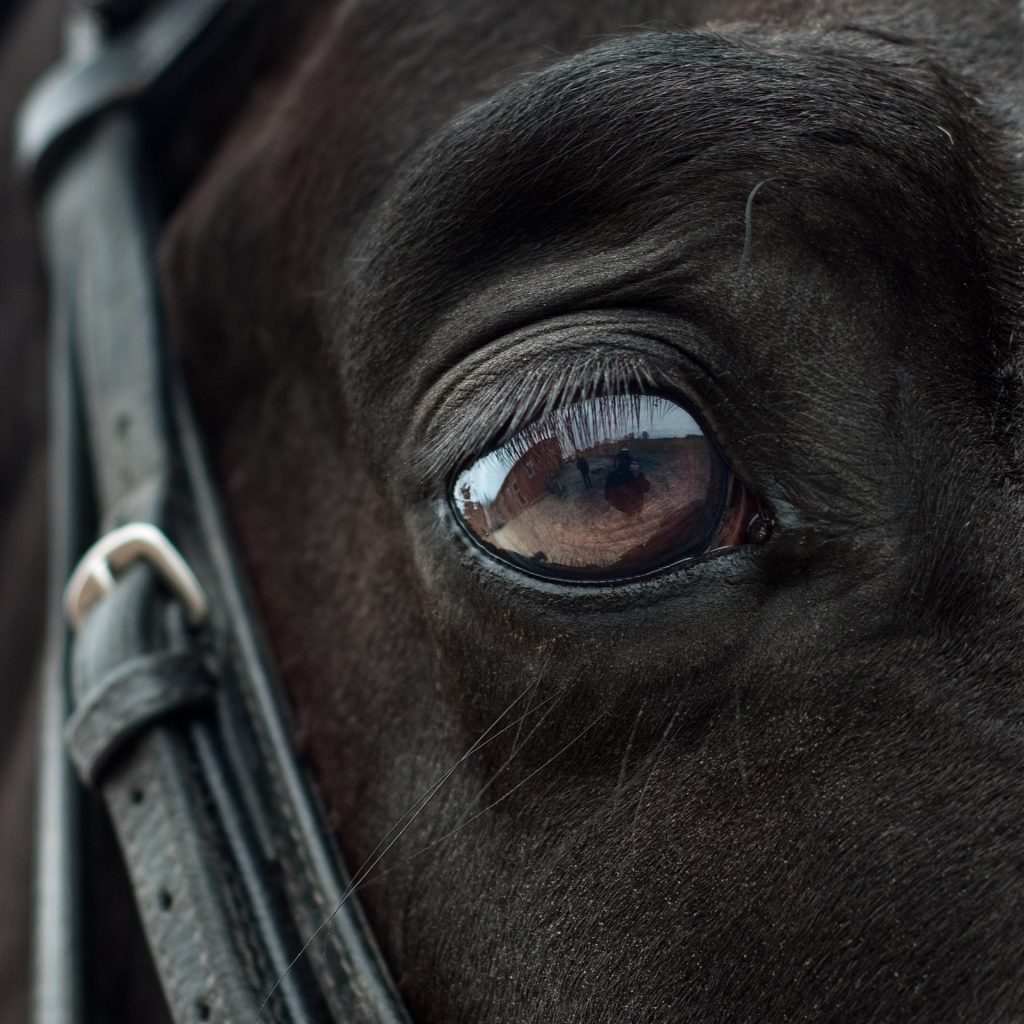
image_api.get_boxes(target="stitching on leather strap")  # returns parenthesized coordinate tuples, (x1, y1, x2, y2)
(215, 827, 284, 1024)
(223, 634, 350, 1012)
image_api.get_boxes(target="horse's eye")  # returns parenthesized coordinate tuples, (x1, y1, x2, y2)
(450, 393, 767, 583)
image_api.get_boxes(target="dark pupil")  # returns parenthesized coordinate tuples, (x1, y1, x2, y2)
(452, 394, 727, 581)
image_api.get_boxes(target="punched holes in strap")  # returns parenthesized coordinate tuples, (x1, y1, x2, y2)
(65, 650, 213, 786)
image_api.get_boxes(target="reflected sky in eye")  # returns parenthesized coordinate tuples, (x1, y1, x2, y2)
(457, 396, 701, 504)
(452, 395, 725, 581)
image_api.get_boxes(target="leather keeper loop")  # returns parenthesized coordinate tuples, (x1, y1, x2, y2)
(65, 650, 213, 787)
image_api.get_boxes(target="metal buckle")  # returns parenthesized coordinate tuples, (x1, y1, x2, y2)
(64, 522, 208, 630)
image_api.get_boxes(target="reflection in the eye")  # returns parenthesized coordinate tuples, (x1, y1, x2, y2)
(452, 394, 730, 581)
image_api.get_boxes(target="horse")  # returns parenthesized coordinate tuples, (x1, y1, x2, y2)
(2, 0, 1024, 1021)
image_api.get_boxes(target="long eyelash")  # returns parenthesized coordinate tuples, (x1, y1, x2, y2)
(418, 347, 659, 481)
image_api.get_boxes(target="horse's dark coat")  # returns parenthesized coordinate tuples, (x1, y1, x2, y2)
(4, 0, 1024, 1021)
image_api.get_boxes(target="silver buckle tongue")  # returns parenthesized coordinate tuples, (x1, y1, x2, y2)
(64, 522, 208, 630)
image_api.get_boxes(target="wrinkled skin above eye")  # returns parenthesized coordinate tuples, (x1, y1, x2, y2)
(451, 393, 757, 581)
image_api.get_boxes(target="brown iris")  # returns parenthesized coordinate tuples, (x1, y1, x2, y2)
(451, 393, 755, 582)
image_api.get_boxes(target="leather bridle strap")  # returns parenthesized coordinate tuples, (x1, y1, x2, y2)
(20, 5, 412, 1024)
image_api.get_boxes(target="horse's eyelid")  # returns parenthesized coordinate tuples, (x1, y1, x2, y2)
(415, 354, 663, 482)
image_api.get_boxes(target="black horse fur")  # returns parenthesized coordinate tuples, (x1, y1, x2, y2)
(4, 0, 1024, 1021)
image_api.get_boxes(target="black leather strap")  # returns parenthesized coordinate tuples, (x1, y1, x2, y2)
(37, 109, 302, 1024)
(32, 252, 87, 1024)
(73, 564, 300, 1023)
(17, 0, 267, 180)
(170, 354, 412, 1024)
(65, 648, 212, 786)
(27, 5, 414, 1024)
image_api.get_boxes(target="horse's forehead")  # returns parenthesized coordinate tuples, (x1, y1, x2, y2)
(165, 15, 1016, 413)
(335, 40, 1020, 482)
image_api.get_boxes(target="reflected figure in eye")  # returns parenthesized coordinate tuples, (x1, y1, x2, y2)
(575, 452, 592, 489)
(604, 449, 651, 517)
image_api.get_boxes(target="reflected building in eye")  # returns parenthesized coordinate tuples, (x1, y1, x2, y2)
(458, 436, 563, 538)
